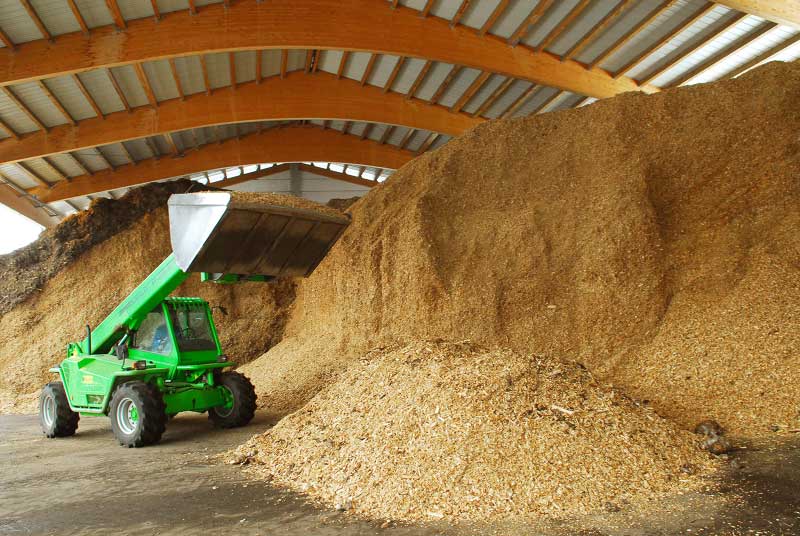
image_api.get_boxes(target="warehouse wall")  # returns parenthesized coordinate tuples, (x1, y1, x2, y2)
(228, 166, 370, 204)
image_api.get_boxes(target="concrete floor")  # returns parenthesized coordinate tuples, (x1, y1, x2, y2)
(1, 411, 799, 536)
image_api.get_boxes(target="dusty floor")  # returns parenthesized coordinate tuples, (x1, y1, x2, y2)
(1, 411, 798, 536)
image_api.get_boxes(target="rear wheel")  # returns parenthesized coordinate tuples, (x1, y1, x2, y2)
(39, 382, 79, 438)
(109, 382, 166, 448)
(209, 371, 256, 428)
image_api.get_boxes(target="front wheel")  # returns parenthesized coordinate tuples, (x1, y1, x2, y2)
(209, 371, 256, 428)
(109, 382, 166, 448)
(40, 382, 79, 438)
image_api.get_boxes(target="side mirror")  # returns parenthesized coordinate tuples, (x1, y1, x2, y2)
(213, 305, 228, 316)
(115, 343, 129, 361)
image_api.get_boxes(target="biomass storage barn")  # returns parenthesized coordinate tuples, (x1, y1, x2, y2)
(0, 1, 799, 535)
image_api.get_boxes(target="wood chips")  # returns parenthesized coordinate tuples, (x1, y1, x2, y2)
(232, 340, 716, 522)
(241, 60, 800, 437)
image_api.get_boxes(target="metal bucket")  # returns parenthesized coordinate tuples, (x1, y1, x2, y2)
(168, 192, 351, 278)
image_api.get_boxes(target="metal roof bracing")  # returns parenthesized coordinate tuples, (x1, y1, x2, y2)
(0, 0, 797, 227)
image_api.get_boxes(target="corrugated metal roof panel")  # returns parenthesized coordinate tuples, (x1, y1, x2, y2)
(261, 49, 284, 79)
(679, 18, 777, 84)
(620, 6, 730, 78)
(0, 90, 40, 134)
(109, 65, 149, 108)
(459, 0, 504, 31)
(649, 14, 763, 86)
(287, 49, 307, 73)
(68, 148, 104, 173)
(462, 73, 507, 115)
(391, 57, 428, 94)
(73, 0, 114, 27)
(490, 0, 542, 40)
(143, 60, 180, 102)
(347, 122, 366, 137)
(315, 50, 340, 75)
(124, 138, 151, 161)
(526, 0, 586, 49)
(0, 2, 46, 43)
(174, 56, 206, 96)
(29, 0, 82, 36)
(44, 75, 96, 121)
(405, 129, 431, 152)
(343, 52, 372, 81)
(205, 52, 232, 89)
(23, 158, 60, 183)
(116, 0, 158, 20)
(437, 67, 482, 108)
(101, 142, 133, 167)
(0, 164, 39, 189)
(575, 0, 671, 65)
(8, 82, 68, 128)
(234, 51, 257, 84)
(387, 126, 411, 146)
(79, 69, 127, 114)
(602, 0, 718, 73)
(538, 1, 621, 56)
(49, 200, 78, 215)
(430, 0, 461, 21)
(413, 61, 454, 100)
(485, 80, 532, 118)
(771, 35, 800, 61)
(365, 54, 400, 88)
(48, 153, 86, 178)
(368, 123, 390, 142)
(430, 134, 451, 151)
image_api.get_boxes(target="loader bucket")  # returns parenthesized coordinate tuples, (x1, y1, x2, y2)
(168, 192, 351, 278)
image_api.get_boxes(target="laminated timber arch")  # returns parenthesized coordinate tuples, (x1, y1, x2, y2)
(0, 0, 654, 98)
(715, 1, 800, 29)
(0, 72, 479, 166)
(31, 125, 414, 203)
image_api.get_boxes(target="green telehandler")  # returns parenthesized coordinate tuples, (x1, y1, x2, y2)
(38, 192, 350, 447)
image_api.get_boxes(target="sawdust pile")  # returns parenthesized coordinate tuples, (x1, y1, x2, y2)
(0, 181, 205, 315)
(242, 60, 800, 437)
(234, 340, 716, 522)
(0, 195, 295, 414)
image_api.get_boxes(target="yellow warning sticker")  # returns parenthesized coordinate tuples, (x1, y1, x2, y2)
(82, 375, 94, 384)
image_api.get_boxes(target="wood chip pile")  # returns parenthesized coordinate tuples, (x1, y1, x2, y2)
(241, 60, 800, 436)
(233, 340, 716, 522)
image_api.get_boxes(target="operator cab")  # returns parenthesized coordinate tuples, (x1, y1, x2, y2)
(131, 298, 221, 364)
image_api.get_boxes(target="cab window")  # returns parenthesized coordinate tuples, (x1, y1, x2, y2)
(168, 305, 217, 352)
(135, 309, 173, 355)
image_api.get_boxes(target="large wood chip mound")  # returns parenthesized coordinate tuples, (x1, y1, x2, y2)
(242, 60, 800, 437)
(233, 341, 716, 522)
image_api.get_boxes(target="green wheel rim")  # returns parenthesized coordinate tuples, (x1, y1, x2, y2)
(215, 386, 235, 418)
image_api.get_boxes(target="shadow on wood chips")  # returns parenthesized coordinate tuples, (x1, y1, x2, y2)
(0, 180, 207, 315)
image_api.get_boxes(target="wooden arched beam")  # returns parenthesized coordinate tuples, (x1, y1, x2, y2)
(715, 1, 799, 29)
(31, 125, 413, 203)
(0, 72, 475, 166)
(0, 0, 655, 98)
(0, 183, 59, 227)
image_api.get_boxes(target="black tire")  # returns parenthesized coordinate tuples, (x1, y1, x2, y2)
(209, 371, 256, 428)
(39, 382, 79, 438)
(108, 381, 167, 448)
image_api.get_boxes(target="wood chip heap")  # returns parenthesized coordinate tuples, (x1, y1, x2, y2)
(233, 340, 716, 522)
(241, 60, 800, 437)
